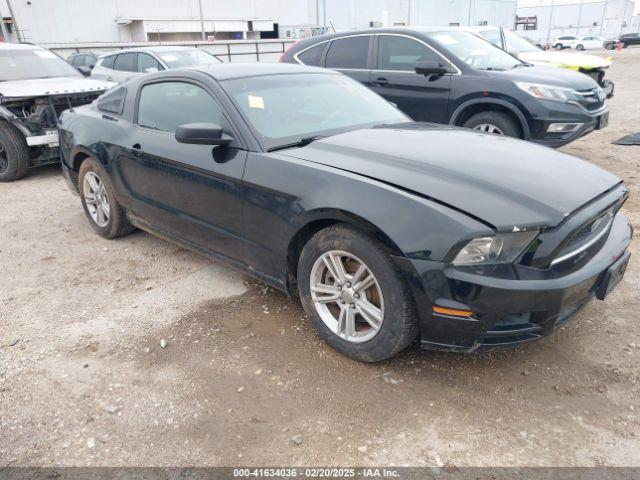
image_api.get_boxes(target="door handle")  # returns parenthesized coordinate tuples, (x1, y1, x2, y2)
(372, 77, 389, 86)
(106, 76, 113, 81)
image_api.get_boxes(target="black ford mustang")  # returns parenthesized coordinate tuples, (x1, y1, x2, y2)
(59, 63, 632, 362)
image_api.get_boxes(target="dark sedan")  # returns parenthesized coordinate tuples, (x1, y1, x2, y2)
(280, 28, 609, 148)
(58, 64, 632, 361)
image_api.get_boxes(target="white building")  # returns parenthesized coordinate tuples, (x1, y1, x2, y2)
(516, 0, 639, 42)
(0, 0, 516, 44)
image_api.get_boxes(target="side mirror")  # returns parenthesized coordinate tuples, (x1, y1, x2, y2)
(175, 123, 233, 146)
(77, 66, 91, 76)
(144, 67, 159, 73)
(414, 60, 448, 77)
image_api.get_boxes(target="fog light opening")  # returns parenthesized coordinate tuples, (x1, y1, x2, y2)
(547, 123, 583, 133)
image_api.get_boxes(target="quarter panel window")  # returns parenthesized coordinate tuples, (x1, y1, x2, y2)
(297, 44, 325, 66)
(137, 81, 222, 133)
(101, 55, 116, 69)
(138, 53, 162, 72)
(114, 53, 137, 72)
(325, 36, 369, 69)
(377, 35, 442, 71)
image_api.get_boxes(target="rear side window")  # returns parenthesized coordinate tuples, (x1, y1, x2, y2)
(137, 81, 222, 133)
(377, 35, 442, 71)
(97, 86, 127, 114)
(114, 53, 137, 72)
(70, 54, 82, 66)
(325, 36, 369, 69)
(85, 54, 97, 68)
(297, 44, 325, 66)
(100, 55, 116, 69)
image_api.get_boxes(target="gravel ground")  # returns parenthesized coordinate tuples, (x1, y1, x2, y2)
(1, 48, 639, 468)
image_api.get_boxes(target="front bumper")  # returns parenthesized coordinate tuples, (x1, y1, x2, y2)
(524, 98, 608, 148)
(396, 213, 632, 352)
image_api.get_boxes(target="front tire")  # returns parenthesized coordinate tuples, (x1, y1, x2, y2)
(78, 158, 134, 239)
(0, 122, 30, 182)
(297, 224, 418, 362)
(463, 111, 521, 138)
(576, 44, 584, 51)
(555, 43, 564, 50)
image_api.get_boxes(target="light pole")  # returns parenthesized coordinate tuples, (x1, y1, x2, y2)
(546, 0, 555, 43)
(198, 0, 206, 41)
(0, 5, 10, 42)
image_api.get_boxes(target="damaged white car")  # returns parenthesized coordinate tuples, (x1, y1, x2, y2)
(0, 43, 113, 181)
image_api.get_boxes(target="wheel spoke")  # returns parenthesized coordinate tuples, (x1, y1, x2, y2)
(85, 194, 99, 205)
(353, 273, 375, 294)
(311, 284, 340, 304)
(337, 306, 356, 337)
(99, 201, 110, 220)
(323, 252, 347, 284)
(86, 174, 100, 193)
(95, 204, 105, 224)
(356, 299, 383, 329)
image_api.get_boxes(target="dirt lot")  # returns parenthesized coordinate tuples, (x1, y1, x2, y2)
(1, 48, 639, 468)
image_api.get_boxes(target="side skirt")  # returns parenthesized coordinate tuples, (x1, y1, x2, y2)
(126, 212, 289, 294)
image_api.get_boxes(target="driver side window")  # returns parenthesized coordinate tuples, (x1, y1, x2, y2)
(377, 35, 443, 71)
(137, 81, 222, 133)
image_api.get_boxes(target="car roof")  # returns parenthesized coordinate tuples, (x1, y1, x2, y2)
(103, 45, 202, 56)
(181, 62, 334, 81)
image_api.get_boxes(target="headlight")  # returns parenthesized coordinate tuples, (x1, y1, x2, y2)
(452, 231, 539, 266)
(515, 81, 579, 103)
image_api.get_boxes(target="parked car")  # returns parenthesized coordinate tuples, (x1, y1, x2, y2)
(575, 36, 604, 50)
(58, 64, 632, 361)
(469, 27, 614, 97)
(90, 46, 223, 83)
(617, 32, 640, 48)
(552, 35, 580, 50)
(0, 43, 113, 182)
(281, 28, 609, 148)
(67, 50, 110, 76)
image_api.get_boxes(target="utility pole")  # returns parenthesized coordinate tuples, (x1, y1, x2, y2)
(323, 0, 327, 28)
(5, 0, 20, 42)
(546, 0, 555, 42)
(599, 0, 607, 37)
(618, 0, 629, 36)
(198, 0, 206, 41)
(576, 0, 583, 36)
(407, 0, 411, 25)
(467, 0, 473, 26)
(0, 4, 10, 42)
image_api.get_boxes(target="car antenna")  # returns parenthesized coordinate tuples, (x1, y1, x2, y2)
(65, 95, 74, 113)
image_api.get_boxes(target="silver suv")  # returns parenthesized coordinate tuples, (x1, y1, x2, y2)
(90, 46, 223, 83)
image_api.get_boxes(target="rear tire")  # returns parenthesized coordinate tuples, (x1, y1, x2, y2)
(576, 44, 585, 51)
(462, 111, 522, 138)
(555, 43, 564, 50)
(297, 224, 419, 362)
(78, 158, 135, 239)
(0, 122, 30, 182)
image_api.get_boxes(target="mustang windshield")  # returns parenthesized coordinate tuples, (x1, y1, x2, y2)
(156, 49, 222, 68)
(0, 48, 82, 81)
(223, 73, 409, 150)
(427, 31, 523, 71)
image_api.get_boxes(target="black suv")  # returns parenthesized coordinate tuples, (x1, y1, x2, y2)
(281, 27, 609, 148)
(619, 33, 640, 48)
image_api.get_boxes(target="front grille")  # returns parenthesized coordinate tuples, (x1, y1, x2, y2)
(575, 87, 605, 111)
(552, 208, 615, 266)
(50, 92, 102, 118)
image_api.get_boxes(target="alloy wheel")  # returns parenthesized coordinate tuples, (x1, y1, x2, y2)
(473, 123, 504, 135)
(0, 142, 8, 173)
(309, 250, 384, 343)
(83, 171, 110, 227)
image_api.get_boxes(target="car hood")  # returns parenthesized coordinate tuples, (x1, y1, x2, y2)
(519, 50, 611, 70)
(489, 64, 599, 89)
(278, 124, 620, 230)
(0, 77, 115, 99)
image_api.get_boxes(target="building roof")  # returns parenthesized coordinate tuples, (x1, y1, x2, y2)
(0, 42, 43, 50)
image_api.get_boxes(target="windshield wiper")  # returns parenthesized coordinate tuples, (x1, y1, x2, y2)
(512, 62, 532, 68)
(267, 135, 325, 152)
(478, 67, 506, 71)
